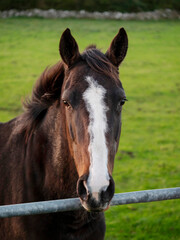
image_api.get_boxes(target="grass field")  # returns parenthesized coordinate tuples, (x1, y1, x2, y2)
(0, 18, 180, 239)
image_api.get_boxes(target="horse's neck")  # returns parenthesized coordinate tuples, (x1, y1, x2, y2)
(27, 107, 78, 200)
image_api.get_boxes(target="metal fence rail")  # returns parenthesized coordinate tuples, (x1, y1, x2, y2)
(0, 187, 180, 218)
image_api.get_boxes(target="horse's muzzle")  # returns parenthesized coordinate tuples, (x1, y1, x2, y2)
(77, 174, 115, 212)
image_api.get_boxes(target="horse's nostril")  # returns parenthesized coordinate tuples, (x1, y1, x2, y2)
(100, 176, 115, 203)
(77, 176, 89, 201)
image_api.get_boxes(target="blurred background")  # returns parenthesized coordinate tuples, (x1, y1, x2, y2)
(0, 0, 180, 12)
(0, 0, 180, 239)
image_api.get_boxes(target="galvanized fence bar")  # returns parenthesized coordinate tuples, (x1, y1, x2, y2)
(0, 187, 180, 218)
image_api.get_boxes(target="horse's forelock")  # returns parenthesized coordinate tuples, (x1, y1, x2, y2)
(81, 48, 119, 80)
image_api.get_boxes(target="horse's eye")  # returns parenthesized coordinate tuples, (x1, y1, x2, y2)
(120, 99, 127, 106)
(63, 100, 70, 108)
(117, 99, 127, 112)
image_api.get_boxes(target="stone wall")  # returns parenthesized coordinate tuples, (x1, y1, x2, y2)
(0, 9, 179, 20)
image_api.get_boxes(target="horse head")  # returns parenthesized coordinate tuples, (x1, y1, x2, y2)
(59, 28, 128, 212)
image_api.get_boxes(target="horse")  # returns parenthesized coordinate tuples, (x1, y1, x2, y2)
(0, 28, 128, 240)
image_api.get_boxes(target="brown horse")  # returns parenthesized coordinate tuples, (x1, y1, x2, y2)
(0, 28, 128, 240)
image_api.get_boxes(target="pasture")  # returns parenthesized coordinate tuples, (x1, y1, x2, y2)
(0, 18, 180, 239)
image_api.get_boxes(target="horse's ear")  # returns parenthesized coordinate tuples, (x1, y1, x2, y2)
(59, 28, 80, 67)
(106, 28, 128, 67)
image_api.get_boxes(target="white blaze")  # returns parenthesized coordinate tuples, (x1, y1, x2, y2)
(83, 76, 109, 199)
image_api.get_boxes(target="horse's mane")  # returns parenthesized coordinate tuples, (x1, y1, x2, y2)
(22, 61, 64, 141)
(22, 46, 118, 141)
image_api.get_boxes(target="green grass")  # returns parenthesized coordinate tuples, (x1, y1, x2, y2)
(0, 18, 180, 239)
